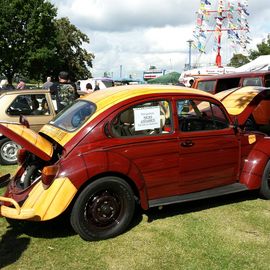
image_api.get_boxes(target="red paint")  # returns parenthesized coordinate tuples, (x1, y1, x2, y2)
(2, 89, 270, 213)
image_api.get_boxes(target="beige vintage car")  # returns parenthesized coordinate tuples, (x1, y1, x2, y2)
(0, 89, 56, 165)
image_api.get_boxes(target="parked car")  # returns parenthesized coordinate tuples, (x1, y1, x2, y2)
(1, 85, 270, 241)
(0, 89, 56, 165)
(192, 70, 270, 93)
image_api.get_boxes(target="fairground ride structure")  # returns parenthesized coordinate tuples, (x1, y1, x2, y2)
(193, 0, 250, 67)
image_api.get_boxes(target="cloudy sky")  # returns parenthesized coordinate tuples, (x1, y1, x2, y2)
(49, 0, 269, 79)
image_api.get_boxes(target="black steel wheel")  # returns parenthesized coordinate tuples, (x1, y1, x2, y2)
(70, 176, 135, 241)
(260, 160, 270, 199)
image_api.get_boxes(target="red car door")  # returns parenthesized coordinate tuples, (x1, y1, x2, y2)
(176, 99, 240, 195)
(107, 98, 181, 200)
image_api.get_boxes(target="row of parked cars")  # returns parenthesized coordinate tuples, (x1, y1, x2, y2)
(1, 71, 270, 241)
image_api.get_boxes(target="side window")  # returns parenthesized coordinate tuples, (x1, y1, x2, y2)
(216, 78, 240, 92)
(177, 99, 229, 132)
(111, 100, 172, 137)
(243, 77, 262, 87)
(197, 80, 215, 93)
(6, 94, 50, 116)
(265, 74, 270, 87)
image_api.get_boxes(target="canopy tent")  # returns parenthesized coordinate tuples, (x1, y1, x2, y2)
(147, 72, 180, 85)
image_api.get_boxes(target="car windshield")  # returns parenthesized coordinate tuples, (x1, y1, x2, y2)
(50, 100, 96, 131)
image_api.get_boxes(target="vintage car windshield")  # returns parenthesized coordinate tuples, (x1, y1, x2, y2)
(50, 100, 96, 131)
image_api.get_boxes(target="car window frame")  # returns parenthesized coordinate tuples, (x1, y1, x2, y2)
(108, 97, 174, 139)
(5, 93, 51, 117)
(175, 98, 231, 134)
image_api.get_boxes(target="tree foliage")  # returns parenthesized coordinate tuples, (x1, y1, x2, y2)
(0, 0, 94, 83)
(53, 18, 94, 81)
(0, 0, 57, 83)
(228, 36, 270, 67)
(228, 53, 249, 67)
(249, 36, 270, 60)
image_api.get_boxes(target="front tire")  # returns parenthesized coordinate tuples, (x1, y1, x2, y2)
(260, 160, 270, 199)
(70, 176, 135, 241)
(0, 138, 21, 165)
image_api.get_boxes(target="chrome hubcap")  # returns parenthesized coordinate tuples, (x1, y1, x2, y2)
(1, 141, 21, 162)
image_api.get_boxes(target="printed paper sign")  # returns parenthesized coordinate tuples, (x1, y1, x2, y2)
(133, 106, 160, 131)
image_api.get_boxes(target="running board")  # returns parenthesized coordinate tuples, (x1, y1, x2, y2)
(149, 183, 248, 208)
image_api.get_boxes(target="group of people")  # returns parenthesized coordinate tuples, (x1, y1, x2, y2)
(0, 79, 27, 90)
(84, 81, 100, 93)
(42, 71, 79, 112)
(42, 72, 101, 112)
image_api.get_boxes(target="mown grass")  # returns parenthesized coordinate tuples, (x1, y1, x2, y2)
(1, 165, 270, 269)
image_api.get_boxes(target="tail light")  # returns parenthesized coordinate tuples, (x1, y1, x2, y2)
(41, 165, 59, 186)
(17, 148, 27, 165)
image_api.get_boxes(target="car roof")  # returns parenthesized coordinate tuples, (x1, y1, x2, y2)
(194, 70, 270, 81)
(0, 89, 50, 96)
(81, 84, 216, 114)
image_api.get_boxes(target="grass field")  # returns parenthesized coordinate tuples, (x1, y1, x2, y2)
(1, 165, 270, 269)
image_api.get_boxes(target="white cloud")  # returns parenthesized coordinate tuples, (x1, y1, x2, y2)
(49, 0, 269, 78)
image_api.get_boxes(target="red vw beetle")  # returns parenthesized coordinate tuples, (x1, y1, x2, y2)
(1, 85, 270, 241)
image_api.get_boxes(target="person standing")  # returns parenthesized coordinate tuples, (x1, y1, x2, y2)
(16, 80, 26, 89)
(42, 76, 53, 90)
(94, 81, 100, 91)
(50, 71, 79, 112)
(85, 82, 93, 93)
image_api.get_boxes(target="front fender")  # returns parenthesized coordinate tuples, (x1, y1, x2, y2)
(240, 137, 270, 189)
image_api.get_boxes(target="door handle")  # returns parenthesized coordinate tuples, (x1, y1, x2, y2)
(181, 140, 194, 147)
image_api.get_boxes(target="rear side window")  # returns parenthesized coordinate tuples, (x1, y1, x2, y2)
(197, 80, 215, 93)
(111, 100, 172, 137)
(6, 94, 51, 116)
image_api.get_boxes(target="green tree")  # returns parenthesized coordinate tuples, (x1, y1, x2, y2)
(228, 53, 250, 67)
(0, 0, 57, 84)
(249, 36, 270, 60)
(53, 18, 94, 81)
(0, 1, 94, 84)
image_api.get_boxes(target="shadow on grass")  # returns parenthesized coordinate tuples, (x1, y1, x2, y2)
(144, 190, 259, 222)
(0, 227, 30, 269)
(0, 213, 76, 268)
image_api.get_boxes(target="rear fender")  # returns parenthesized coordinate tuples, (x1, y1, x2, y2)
(60, 148, 148, 210)
(79, 150, 148, 209)
(240, 138, 270, 189)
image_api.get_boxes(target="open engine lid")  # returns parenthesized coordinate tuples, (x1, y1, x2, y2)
(216, 86, 270, 126)
(0, 123, 53, 161)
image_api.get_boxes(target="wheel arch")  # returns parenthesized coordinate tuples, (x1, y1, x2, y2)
(240, 138, 270, 189)
(72, 171, 148, 211)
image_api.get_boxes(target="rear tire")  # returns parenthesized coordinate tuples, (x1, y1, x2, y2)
(260, 160, 270, 199)
(70, 176, 135, 241)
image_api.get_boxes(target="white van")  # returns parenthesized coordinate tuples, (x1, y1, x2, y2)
(79, 77, 114, 93)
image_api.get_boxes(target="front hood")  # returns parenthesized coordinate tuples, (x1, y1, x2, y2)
(0, 123, 53, 161)
(216, 87, 270, 125)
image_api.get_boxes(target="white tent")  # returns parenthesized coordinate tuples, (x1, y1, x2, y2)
(236, 55, 270, 72)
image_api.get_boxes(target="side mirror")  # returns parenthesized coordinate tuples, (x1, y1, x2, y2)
(19, 115, 30, 128)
